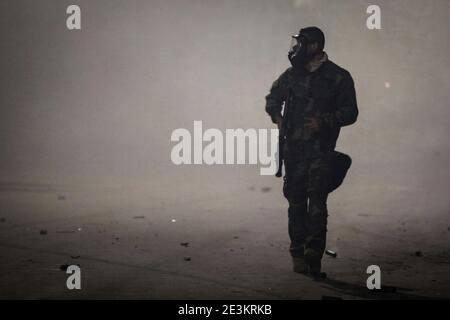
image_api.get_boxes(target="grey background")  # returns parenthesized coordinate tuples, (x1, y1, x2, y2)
(1, 0, 449, 193)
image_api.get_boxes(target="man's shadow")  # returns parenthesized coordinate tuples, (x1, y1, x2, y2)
(325, 154, 440, 300)
(320, 277, 438, 300)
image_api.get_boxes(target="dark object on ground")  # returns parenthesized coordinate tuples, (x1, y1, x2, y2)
(322, 296, 342, 300)
(261, 187, 271, 193)
(183, 257, 191, 261)
(59, 264, 80, 271)
(325, 250, 337, 258)
(133, 216, 145, 219)
(39, 230, 48, 235)
(0, 218, 5, 223)
(71, 255, 81, 259)
(57, 195, 65, 200)
(357, 213, 371, 217)
(414, 251, 423, 257)
(329, 151, 352, 193)
(180, 242, 189, 247)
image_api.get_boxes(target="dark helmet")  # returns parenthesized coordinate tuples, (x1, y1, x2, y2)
(293, 26, 325, 50)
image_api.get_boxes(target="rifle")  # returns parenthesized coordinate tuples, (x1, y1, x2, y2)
(275, 89, 292, 178)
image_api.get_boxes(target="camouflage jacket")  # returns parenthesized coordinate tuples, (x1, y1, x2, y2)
(265, 60, 358, 158)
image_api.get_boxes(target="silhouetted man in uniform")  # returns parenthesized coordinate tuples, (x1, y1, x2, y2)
(265, 27, 358, 279)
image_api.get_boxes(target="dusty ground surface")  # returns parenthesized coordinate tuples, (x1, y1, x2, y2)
(1, 174, 449, 300)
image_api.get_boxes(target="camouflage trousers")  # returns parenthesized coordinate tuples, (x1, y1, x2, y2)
(283, 155, 332, 259)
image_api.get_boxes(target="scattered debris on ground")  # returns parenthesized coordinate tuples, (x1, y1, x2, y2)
(39, 230, 48, 235)
(261, 187, 271, 193)
(59, 264, 81, 271)
(0, 218, 5, 223)
(183, 257, 191, 261)
(325, 250, 338, 258)
(133, 216, 145, 219)
(180, 242, 189, 247)
(57, 195, 65, 200)
(233, 236, 239, 240)
(414, 251, 423, 257)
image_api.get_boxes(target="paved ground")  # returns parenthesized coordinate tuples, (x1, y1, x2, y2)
(0, 176, 449, 300)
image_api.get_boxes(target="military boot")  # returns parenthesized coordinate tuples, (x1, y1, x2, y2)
(292, 257, 308, 274)
(304, 248, 327, 280)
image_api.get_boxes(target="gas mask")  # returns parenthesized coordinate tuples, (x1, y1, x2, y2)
(288, 34, 315, 68)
